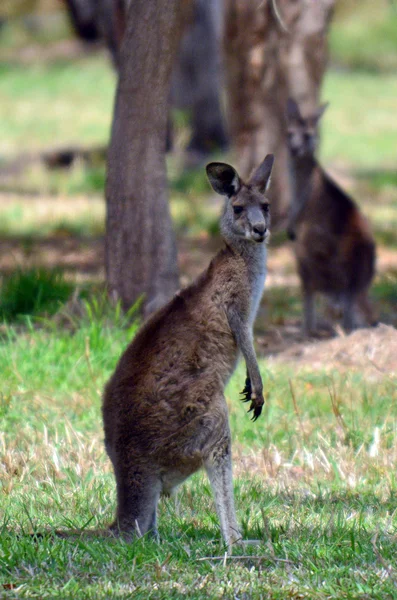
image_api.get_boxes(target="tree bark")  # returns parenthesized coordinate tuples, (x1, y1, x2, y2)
(64, 0, 100, 42)
(224, 0, 334, 228)
(106, 0, 190, 315)
(98, 0, 228, 160)
(172, 0, 228, 159)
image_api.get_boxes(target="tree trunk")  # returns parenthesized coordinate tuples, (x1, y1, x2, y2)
(105, 0, 190, 315)
(99, 0, 228, 160)
(172, 0, 228, 159)
(64, 0, 100, 42)
(224, 0, 334, 228)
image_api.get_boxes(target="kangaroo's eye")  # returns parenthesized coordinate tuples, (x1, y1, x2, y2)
(261, 204, 270, 214)
(233, 206, 243, 216)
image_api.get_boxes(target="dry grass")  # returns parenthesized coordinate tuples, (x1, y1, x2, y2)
(270, 324, 397, 377)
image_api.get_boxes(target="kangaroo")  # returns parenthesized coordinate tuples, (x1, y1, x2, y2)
(102, 155, 274, 552)
(286, 98, 376, 334)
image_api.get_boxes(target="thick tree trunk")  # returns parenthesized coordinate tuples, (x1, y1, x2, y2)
(224, 0, 334, 228)
(106, 0, 190, 315)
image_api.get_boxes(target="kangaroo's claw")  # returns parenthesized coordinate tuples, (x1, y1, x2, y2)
(248, 392, 264, 421)
(251, 404, 263, 421)
(241, 376, 264, 420)
(240, 376, 252, 402)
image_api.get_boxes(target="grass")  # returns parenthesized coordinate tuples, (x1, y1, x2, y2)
(0, 11, 397, 597)
(0, 268, 73, 321)
(0, 193, 105, 238)
(321, 72, 397, 168)
(330, 0, 397, 72)
(0, 53, 396, 243)
(0, 57, 395, 244)
(0, 58, 115, 155)
(1, 311, 397, 598)
(0, 7, 73, 53)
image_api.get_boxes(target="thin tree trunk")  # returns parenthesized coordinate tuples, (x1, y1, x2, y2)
(224, 0, 334, 228)
(105, 0, 191, 315)
(285, 0, 335, 114)
(64, 0, 100, 42)
(99, 0, 227, 160)
(172, 0, 228, 159)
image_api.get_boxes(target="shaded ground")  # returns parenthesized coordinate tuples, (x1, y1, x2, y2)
(1, 191, 396, 362)
(0, 42, 396, 368)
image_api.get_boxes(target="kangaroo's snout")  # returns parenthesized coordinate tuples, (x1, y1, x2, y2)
(252, 222, 267, 242)
(252, 223, 266, 235)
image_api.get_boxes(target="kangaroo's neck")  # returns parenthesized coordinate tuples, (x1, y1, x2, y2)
(288, 153, 317, 231)
(289, 154, 317, 200)
(225, 236, 267, 277)
(224, 236, 267, 324)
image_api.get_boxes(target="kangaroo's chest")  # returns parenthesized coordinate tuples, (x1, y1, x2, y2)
(295, 225, 348, 292)
(249, 267, 267, 325)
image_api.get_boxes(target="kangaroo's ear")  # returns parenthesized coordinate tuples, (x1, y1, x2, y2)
(286, 98, 302, 122)
(206, 162, 241, 197)
(249, 154, 274, 194)
(315, 102, 329, 122)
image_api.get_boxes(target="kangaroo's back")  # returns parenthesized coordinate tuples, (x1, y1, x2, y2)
(103, 247, 247, 459)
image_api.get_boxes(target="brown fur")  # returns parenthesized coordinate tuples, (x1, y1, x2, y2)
(103, 250, 247, 468)
(286, 99, 376, 333)
(103, 155, 274, 550)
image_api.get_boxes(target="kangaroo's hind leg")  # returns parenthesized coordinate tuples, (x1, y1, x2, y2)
(204, 427, 241, 554)
(302, 286, 316, 336)
(110, 462, 161, 540)
(342, 293, 359, 331)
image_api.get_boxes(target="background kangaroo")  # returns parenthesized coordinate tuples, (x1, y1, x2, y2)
(286, 98, 376, 334)
(102, 155, 274, 551)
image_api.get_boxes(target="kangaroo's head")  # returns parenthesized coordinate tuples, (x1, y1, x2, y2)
(286, 98, 328, 158)
(206, 154, 274, 246)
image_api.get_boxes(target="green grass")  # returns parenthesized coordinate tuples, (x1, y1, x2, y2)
(0, 58, 115, 155)
(22, 163, 107, 197)
(0, 268, 73, 321)
(0, 54, 395, 169)
(1, 314, 397, 598)
(0, 9, 73, 53)
(0, 63, 396, 241)
(321, 72, 397, 168)
(330, 0, 397, 72)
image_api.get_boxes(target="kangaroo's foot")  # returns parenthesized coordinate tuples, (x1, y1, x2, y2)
(108, 521, 159, 542)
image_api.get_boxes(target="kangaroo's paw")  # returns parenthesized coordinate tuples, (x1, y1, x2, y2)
(247, 391, 264, 421)
(240, 376, 252, 403)
(241, 378, 264, 420)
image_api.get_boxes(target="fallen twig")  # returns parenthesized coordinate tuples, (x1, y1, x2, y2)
(196, 555, 293, 564)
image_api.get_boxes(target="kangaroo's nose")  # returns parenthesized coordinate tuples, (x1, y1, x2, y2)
(253, 224, 267, 236)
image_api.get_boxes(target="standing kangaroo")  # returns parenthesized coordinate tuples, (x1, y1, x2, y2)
(286, 98, 376, 334)
(102, 155, 274, 551)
